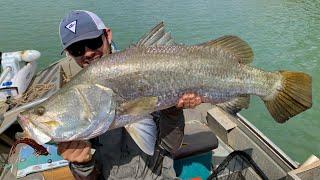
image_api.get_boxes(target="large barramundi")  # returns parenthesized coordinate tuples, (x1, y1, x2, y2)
(18, 35, 312, 155)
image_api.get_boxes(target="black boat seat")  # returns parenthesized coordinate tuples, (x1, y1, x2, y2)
(172, 120, 218, 160)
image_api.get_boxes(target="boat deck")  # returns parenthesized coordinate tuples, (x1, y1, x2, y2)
(184, 104, 320, 179)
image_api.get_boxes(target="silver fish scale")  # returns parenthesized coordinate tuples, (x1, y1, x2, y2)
(72, 45, 280, 109)
(21, 45, 282, 143)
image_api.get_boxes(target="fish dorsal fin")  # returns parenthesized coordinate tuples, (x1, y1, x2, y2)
(118, 97, 158, 116)
(136, 21, 176, 47)
(125, 116, 157, 155)
(198, 35, 254, 64)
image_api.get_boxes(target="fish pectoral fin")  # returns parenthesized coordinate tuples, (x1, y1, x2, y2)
(125, 117, 157, 155)
(118, 97, 158, 116)
(216, 95, 250, 114)
(198, 35, 254, 64)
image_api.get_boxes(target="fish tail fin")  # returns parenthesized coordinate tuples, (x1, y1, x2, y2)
(263, 71, 312, 123)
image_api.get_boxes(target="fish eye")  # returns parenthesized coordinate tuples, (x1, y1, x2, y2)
(35, 106, 46, 116)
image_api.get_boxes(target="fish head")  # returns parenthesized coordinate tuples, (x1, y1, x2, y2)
(18, 84, 117, 144)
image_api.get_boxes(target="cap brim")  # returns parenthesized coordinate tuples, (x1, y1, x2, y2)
(61, 29, 104, 54)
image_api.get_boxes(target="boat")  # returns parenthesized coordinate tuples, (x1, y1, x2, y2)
(0, 22, 319, 180)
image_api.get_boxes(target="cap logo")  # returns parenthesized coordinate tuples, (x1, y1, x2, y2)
(65, 20, 77, 34)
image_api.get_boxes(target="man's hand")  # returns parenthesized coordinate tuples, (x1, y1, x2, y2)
(57, 141, 92, 164)
(176, 92, 202, 109)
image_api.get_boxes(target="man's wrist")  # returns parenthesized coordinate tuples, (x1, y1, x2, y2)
(69, 158, 98, 178)
(71, 158, 95, 168)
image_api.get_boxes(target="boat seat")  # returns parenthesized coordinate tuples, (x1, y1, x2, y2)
(172, 120, 218, 160)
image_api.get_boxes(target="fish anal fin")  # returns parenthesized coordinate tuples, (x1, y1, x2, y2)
(118, 97, 158, 116)
(198, 35, 254, 64)
(216, 95, 250, 114)
(125, 117, 157, 155)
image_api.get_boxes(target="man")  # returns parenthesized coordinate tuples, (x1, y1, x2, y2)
(57, 10, 202, 179)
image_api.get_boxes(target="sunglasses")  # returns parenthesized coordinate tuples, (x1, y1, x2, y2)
(66, 35, 104, 57)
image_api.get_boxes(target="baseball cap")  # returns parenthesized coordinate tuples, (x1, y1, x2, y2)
(59, 10, 106, 50)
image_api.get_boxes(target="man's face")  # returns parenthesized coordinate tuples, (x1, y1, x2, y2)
(66, 33, 111, 68)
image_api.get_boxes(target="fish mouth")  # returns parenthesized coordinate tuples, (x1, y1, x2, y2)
(18, 113, 39, 129)
(18, 113, 53, 144)
(18, 113, 30, 126)
(18, 112, 60, 131)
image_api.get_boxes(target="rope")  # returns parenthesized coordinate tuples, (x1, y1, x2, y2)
(11, 83, 55, 107)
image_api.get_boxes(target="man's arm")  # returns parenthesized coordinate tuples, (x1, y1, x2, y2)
(157, 93, 202, 153)
(57, 141, 99, 180)
(158, 106, 185, 153)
